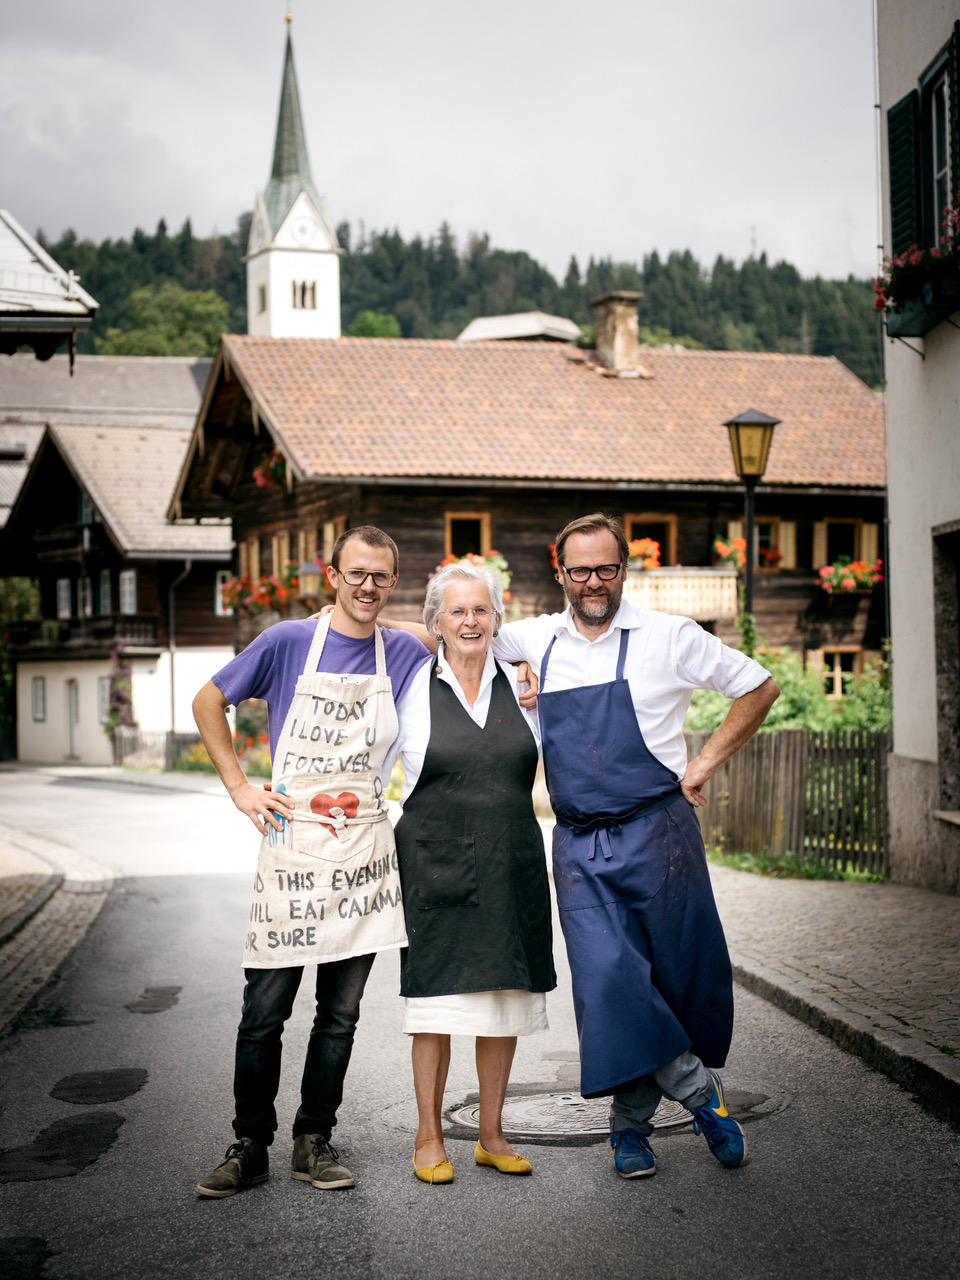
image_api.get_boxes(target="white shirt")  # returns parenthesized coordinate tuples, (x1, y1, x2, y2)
(392, 645, 540, 802)
(492, 601, 770, 779)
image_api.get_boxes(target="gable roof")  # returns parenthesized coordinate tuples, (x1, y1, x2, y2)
(188, 335, 884, 495)
(34, 423, 230, 559)
(0, 209, 98, 319)
(0, 352, 211, 428)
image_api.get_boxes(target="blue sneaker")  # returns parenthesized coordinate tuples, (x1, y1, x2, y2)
(691, 1071, 746, 1168)
(609, 1129, 656, 1178)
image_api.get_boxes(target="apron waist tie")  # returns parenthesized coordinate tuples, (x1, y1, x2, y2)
(288, 808, 389, 832)
(557, 787, 683, 859)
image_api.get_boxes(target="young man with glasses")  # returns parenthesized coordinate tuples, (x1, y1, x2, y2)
(492, 512, 779, 1179)
(192, 526, 430, 1198)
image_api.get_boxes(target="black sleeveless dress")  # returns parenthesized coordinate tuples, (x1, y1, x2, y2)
(394, 659, 557, 999)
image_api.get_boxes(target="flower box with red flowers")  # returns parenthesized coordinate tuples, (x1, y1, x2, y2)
(712, 536, 746, 570)
(874, 191, 960, 337)
(817, 556, 883, 595)
(252, 447, 288, 489)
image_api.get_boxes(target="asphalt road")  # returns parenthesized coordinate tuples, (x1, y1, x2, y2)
(0, 773, 958, 1280)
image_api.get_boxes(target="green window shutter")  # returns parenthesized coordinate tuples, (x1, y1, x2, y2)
(888, 90, 921, 255)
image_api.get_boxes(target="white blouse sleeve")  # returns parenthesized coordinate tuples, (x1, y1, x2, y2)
(391, 659, 433, 801)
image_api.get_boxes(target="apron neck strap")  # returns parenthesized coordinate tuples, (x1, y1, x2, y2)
(540, 624, 631, 691)
(303, 614, 387, 676)
(615, 626, 630, 680)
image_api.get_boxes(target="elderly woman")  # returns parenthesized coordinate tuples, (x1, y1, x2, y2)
(392, 562, 556, 1184)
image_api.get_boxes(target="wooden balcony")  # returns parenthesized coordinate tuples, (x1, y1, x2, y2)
(8, 613, 161, 658)
(622, 566, 739, 621)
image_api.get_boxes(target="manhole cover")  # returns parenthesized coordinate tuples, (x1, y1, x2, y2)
(448, 1092, 692, 1136)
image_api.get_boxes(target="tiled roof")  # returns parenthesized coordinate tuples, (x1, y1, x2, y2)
(221, 336, 886, 489)
(0, 352, 211, 428)
(0, 421, 44, 526)
(50, 423, 231, 557)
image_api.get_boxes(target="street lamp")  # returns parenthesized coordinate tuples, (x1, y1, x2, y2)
(295, 558, 325, 599)
(723, 409, 781, 615)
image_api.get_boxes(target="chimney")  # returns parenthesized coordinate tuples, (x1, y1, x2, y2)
(590, 290, 642, 374)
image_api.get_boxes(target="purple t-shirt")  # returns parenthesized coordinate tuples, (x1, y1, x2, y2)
(212, 619, 430, 762)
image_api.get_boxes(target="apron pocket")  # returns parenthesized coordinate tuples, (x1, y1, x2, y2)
(414, 837, 479, 910)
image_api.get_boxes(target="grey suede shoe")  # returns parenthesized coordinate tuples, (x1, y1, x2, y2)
(291, 1134, 355, 1189)
(196, 1137, 269, 1197)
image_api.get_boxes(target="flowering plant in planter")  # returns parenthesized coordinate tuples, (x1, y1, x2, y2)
(103, 644, 137, 737)
(432, 550, 512, 601)
(252, 447, 287, 489)
(627, 538, 661, 570)
(219, 564, 300, 614)
(712, 536, 746, 569)
(759, 545, 783, 567)
(873, 191, 960, 315)
(817, 556, 883, 595)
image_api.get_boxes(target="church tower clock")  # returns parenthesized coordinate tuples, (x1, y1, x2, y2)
(246, 17, 341, 338)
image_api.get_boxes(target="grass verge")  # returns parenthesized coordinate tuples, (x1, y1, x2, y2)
(706, 848, 888, 882)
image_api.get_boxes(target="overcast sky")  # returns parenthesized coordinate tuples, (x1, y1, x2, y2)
(2, 0, 880, 282)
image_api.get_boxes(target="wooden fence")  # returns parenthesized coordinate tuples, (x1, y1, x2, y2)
(685, 728, 889, 874)
(113, 728, 201, 771)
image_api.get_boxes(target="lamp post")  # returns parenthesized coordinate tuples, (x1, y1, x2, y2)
(723, 409, 780, 616)
(295, 558, 324, 601)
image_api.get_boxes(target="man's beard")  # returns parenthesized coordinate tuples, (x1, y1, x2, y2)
(567, 583, 621, 627)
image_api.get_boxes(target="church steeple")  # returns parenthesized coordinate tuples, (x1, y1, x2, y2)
(246, 17, 341, 338)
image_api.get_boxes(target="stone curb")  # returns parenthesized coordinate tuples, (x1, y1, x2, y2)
(729, 947, 960, 1123)
(0, 867, 64, 946)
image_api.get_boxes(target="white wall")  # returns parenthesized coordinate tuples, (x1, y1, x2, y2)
(17, 646, 234, 764)
(246, 249, 340, 338)
(18, 659, 114, 766)
(879, 0, 960, 762)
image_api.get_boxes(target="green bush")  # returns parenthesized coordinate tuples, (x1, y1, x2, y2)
(685, 646, 891, 734)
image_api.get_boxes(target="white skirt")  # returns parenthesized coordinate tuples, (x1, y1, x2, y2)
(402, 989, 549, 1037)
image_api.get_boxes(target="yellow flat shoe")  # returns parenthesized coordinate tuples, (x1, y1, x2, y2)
(412, 1153, 454, 1184)
(474, 1141, 533, 1175)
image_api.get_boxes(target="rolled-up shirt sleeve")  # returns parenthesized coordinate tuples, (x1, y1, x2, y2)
(673, 618, 772, 700)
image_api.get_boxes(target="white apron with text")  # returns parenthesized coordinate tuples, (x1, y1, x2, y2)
(242, 615, 407, 968)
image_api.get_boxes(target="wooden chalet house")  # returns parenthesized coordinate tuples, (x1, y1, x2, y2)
(168, 290, 887, 687)
(2, 421, 232, 764)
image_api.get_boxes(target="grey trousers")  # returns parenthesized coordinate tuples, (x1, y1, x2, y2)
(609, 1051, 713, 1136)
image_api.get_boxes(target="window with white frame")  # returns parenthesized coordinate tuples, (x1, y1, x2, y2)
(78, 577, 93, 617)
(32, 675, 46, 722)
(887, 27, 960, 255)
(98, 675, 112, 725)
(78, 489, 95, 525)
(215, 569, 233, 617)
(100, 569, 113, 615)
(56, 578, 72, 619)
(119, 569, 137, 615)
(257, 284, 267, 314)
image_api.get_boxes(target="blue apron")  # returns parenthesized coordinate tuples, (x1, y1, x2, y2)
(538, 625, 733, 1098)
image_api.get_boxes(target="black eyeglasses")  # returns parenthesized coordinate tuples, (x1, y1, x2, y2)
(559, 563, 623, 583)
(336, 568, 397, 587)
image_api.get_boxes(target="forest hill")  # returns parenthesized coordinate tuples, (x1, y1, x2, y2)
(36, 214, 882, 388)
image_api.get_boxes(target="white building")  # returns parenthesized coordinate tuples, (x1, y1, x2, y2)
(245, 20, 341, 339)
(878, 0, 960, 893)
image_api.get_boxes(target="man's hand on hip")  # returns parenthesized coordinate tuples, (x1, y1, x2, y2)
(229, 779, 295, 833)
(680, 756, 712, 807)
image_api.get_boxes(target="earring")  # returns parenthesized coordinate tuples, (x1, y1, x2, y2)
(493, 629, 500, 637)
(434, 633, 442, 641)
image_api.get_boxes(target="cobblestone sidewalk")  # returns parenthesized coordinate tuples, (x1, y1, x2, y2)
(711, 867, 960, 1120)
(0, 826, 113, 1033)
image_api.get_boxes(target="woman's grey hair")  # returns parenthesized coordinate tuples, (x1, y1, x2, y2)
(422, 563, 504, 634)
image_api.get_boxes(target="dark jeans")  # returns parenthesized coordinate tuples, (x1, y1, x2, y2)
(233, 954, 376, 1148)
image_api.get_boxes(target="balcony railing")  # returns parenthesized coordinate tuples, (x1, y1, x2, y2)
(622, 566, 739, 621)
(8, 613, 160, 652)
